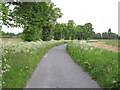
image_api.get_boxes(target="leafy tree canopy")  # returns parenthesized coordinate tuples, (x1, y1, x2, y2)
(1, 2, 63, 41)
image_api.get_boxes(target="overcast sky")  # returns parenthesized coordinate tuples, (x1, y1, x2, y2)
(2, 0, 119, 35)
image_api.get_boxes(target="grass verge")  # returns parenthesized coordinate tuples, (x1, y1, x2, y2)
(66, 40, 118, 89)
(2, 40, 67, 88)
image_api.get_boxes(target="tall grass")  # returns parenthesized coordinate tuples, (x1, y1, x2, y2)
(1, 40, 67, 88)
(66, 40, 118, 89)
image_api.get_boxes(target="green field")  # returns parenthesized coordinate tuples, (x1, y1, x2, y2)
(98, 39, 119, 47)
(87, 39, 120, 48)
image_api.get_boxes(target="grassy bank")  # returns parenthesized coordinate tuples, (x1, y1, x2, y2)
(66, 40, 118, 89)
(2, 40, 67, 88)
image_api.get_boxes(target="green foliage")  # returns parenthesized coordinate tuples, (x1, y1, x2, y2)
(75, 25, 83, 40)
(0, 30, 23, 38)
(53, 23, 62, 40)
(51, 21, 95, 41)
(93, 33, 101, 39)
(61, 23, 70, 40)
(1, 31, 16, 38)
(1, 2, 96, 41)
(102, 32, 109, 39)
(67, 41, 118, 88)
(1, 2, 63, 41)
(1, 31, 6, 36)
(0, 3, 9, 26)
(42, 26, 52, 41)
(17, 33, 22, 38)
(118, 36, 120, 40)
(67, 20, 76, 40)
(110, 33, 118, 39)
(83, 23, 94, 40)
(21, 25, 41, 41)
(1, 2, 118, 41)
(102, 32, 118, 39)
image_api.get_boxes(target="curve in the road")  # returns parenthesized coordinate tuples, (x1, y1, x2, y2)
(25, 44, 101, 88)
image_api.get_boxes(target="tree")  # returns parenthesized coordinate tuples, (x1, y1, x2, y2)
(102, 32, 109, 39)
(83, 23, 94, 40)
(53, 23, 62, 40)
(1, 31, 16, 38)
(0, 2, 9, 37)
(75, 25, 83, 40)
(17, 32, 22, 38)
(1, 31, 6, 37)
(94, 33, 101, 39)
(110, 33, 118, 39)
(1, 2, 62, 41)
(0, 3, 9, 26)
(118, 36, 120, 40)
(21, 25, 41, 41)
(61, 23, 70, 40)
(80, 25, 87, 40)
(67, 20, 76, 40)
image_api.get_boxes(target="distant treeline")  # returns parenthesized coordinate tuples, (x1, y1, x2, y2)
(1, 31, 22, 38)
(1, 28, 119, 40)
(93, 31, 118, 39)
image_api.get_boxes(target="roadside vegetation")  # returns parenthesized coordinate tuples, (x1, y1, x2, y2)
(1, 40, 67, 88)
(66, 40, 118, 89)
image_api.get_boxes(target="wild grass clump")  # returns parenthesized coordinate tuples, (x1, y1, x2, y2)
(66, 40, 118, 89)
(1, 40, 67, 88)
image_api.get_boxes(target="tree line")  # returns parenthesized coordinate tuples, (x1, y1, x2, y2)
(0, 2, 119, 41)
(1, 31, 22, 38)
(52, 21, 94, 40)
(93, 29, 118, 39)
(1, 20, 95, 40)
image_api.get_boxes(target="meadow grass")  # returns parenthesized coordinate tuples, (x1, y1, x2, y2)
(66, 40, 118, 89)
(2, 40, 67, 88)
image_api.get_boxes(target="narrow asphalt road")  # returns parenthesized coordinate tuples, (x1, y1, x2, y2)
(25, 44, 101, 88)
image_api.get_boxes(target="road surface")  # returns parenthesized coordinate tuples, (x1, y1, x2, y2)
(25, 44, 101, 88)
